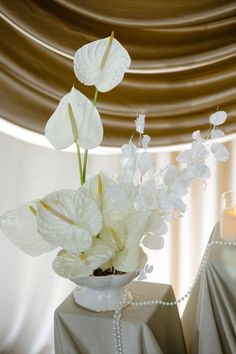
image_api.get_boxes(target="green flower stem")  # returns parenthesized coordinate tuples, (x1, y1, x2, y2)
(93, 88, 99, 105)
(76, 142, 83, 185)
(82, 149, 88, 184)
(82, 88, 99, 184)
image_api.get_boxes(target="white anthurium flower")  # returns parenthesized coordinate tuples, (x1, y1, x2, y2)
(112, 245, 147, 273)
(142, 234, 164, 250)
(192, 130, 205, 142)
(37, 190, 102, 253)
(209, 111, 227, 126)
(210, 129, 225, 139)
(74, 34, 131, 92)
(135, 114, 145, 134)
(45, 87, 103, 150)
(81, 173, 132, 226)
(211, 143, 230, 162)
(52, 238, 115, 278)
(0, 202, 55, 256)
(105, 211, 150, 272)
(99, 227, 121, 253)
(123, 211, 151, 247)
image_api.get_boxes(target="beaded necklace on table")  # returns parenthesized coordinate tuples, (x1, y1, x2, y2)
(112, 240, 236, 354)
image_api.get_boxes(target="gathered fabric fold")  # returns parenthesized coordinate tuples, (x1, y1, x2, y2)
(0, 0, 236, 146)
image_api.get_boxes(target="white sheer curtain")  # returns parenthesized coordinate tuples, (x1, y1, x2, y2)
(0, 130, 235, 353)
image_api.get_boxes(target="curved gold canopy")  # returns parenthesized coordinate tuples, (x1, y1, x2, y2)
(0, 0, 236, 146)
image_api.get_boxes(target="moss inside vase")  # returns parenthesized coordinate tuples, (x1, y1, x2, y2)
(93, 267, 126, 276)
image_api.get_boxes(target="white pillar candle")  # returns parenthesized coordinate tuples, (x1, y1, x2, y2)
(220, 206, 236, 241)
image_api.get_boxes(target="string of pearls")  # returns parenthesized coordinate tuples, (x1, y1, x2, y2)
(112, 240, 236, 354)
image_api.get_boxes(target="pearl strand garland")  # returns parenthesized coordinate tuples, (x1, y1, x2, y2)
(112, 240, 236, 354)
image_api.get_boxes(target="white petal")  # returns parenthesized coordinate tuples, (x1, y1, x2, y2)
(53, 239, 114, 279)
(81, 173, 131, 225)
(120, 141, 137, 165)
(45, 87, 103, 150)
(138, 270, 147, 281)
(210, 129, 225, 139)
(171, 196, 186, 213)
(141, 135, 151, 150)
(211, 143, 230, 162)
(176, 150, 191, 164)
(145, 214, 168, 235)
(53, 238, 114, 278)
(187, 162, 211, 179)
(191, 141, 209, 161)
(135, 114, 145, 134)
(74, 37, 131, 92)
(37, 190, 102, 253)
(138, 247, 148, 270)
(198, 164, 211, 178)
(209, 111, 227, 125)
(112, 245, 145, 272)
(156, 189, 173, 213)
(170, 181, 188, 196)
(142, 234, 164, 250)
(192, 130, 205, 141)
(53, 250, 85, 278)
(163, 165, 179, 185)
(83, 239, 115, 273)
(0, 202, 55, 256)
(144, 264, 154, 274)
(138, 152, 151, 176)
(125, 211, 151, 247)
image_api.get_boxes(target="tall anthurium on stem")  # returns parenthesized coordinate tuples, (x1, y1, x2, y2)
(46, 32, 131, 186)
(74, 32, 131, 93)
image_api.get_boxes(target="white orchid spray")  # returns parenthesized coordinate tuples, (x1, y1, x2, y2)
(0, 35, 230, 280)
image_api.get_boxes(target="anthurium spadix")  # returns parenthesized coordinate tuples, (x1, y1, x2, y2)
(37, 190, 102, 253)
(0, 202, 55, 256)
(74, 33, 131, 92)
(45, 87, 103, 150)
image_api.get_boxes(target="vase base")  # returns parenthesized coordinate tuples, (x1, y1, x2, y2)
(73, 285, 133, 312)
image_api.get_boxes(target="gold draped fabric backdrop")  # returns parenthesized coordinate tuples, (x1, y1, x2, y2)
(0, 0, 236, 146)
(0, 1, 236, 353)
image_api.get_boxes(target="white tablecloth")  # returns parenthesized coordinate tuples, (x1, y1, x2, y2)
(182, 223, 236, 354)
(54, 281, 187, 354)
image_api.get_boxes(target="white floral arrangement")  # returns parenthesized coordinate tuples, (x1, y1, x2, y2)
(0, 33, 230, 280)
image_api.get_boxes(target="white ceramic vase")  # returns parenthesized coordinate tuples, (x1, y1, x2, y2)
(71, 271, 138, 312)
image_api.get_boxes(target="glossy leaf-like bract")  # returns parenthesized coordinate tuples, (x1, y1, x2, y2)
(52, 239, 114, 278)
(209, 111, 227, 126)
(45, 87, 103, 150)
(74, 37, 131, 92)
(37, 190, 102, 253)
(0, 202, 55, 256)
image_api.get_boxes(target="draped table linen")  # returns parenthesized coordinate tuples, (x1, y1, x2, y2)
(182, 223, 236, 354)
(54, 281, 187, 354)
